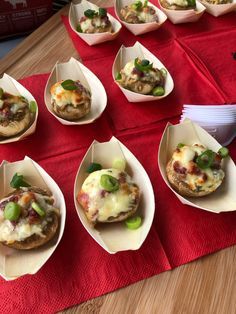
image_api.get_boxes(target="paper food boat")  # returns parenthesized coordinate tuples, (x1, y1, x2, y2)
(0, 74, 38, 144)
(199, 0, 236, 17)
(44, 57, 107, 125)
(158, 0, 206, 24)
(69, 0, 122, 46)
(112, 41, 174, 102)
(0, 156, 66, 280)
(158, 119, 236, 213)
(114, 0, 167, 35)
(74, 136, 155, 254)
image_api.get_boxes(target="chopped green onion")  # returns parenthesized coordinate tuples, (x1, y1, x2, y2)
(0, 88, 4, 99)
(177, 143, 185, 149)
(99, 8, 107, 17)
(76, 24, 83, 33)
(61, 80, 77, 90)
(29, 101, 37, 113)
(84, 9, 97, 18)
(100, 174, 119, 192)
(125, 216, 142, 230)
(4, 202, 21, 221)
(218, 147, 229, 158)
(86, 162, 102, 173)
(152, 86, 165, 96)
(32, 202, 45, 217)
(132, 1, 143, 10)
(115, 72, 122, 80)
(160, 68, 167, 77)
(196, 150, 215, 169)
(112, 158, 126, 171)
(134, 58, 153, 72)
(10, 173, 31, 189)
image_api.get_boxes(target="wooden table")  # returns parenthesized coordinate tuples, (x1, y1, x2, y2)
(1, 4, 236, 314)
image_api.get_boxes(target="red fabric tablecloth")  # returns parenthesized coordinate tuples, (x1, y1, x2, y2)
(0, 6, 236, 314)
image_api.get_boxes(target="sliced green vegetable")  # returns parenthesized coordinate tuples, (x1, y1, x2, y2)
(61, 80, 77, 90)
(29, 101, 37, 113)
(76, 24, 83, 33)
(125, 216, 142, 230)
(218, 147, 229, 158)
(115, 72, 122, 80)
(10, 173, 31, 189)
(100, 174, 119, 192)
(196, 150, 215, 169)
(99, 8, 107, 17)
(32, 202, 45, 217)
(112, 158, 126, 171)
(152, 86, 165, 96)
(86, 162, 102, 173)
(0, 88, 4, 99)
(160, 68, 167, 77)
(177, 143, 185, 149)
(4, 202, 21, 221)
(84, 9, 97, 18)
(134, 58, 153, 72)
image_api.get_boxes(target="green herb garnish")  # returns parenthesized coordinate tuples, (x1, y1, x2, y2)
(177, 143, 185, 149)
(86, 162, 102, 173)
(196, 150, 215, 169)
(134, 58, 153, 72)
(115, 72, 122, 80)
(61, 80, 77, 91)
(99, 8, 107, 17)
(76, 24, 83, 33)
(10, 173, 31, 189)
(84, 9, 97, 19)
(132, 1, 143, 10)
(0, 88, 3, 99)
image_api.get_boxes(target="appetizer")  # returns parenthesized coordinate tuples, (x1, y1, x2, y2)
(116, 58, 166, 96)
(120, 0, 158, 23)
(77, 8, 113, 33)
(50, 79, 91, 121)
(160, 0, 196, 10)
(0, 88, 36, 139)
(0, 173, 60, 250)
(77, 160, 141, 226)
(166, 144, 229, 197)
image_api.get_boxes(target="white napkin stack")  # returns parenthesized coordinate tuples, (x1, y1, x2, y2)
(180, 104, 236, 146)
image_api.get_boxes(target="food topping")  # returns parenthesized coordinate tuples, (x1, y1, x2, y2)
(160, 0, 196, 10)
(100, 174, 119, 192)
(77, 8, 113, 34)
(125, 215, 142, 229)
(116, 58, 166, 95)
(120, 0, 158, 24)
(86, 162, 102, 173)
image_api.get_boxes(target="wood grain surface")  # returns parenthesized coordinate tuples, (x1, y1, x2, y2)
(1, 4, 236, 314)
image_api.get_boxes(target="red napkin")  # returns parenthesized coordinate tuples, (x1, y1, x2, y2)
(0, 9, 236, 314)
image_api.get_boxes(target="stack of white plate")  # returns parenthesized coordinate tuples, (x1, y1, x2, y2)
(180, 104, 236, 146)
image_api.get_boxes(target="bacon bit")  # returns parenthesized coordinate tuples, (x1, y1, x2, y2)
(175, 148, 180, 153)
(77, 192, 89, 210)
(211, 154, 222, 170)
(80, 16, 87, 23)
(0, 200, 8, 210)
(173, 161, 187, 175)
(187, 161, 201, 175)
(100, 190, 109, 198)
(118, 172, 127, 184)
(28, 209, 40, 224)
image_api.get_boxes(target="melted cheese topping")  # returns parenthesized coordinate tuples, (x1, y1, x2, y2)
(171, 144, 224, 193)
(122, 60, 160, 81)
(50, 81, 85, 108)
(166, 0, 188, 6)
(0, 191, 58, 243)
(138, 10, 156, 23)
(80, 16, 109, 33)
(81, 169, 137, 222)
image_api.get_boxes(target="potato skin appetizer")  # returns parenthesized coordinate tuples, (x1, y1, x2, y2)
(77, 168, 140, 225)
(160, 0, 196, 10)
(50, 80, 91, 121)
(0, 89, 35, 139)
(0, 186, 60, 250)
(166, 144, 225, 197)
